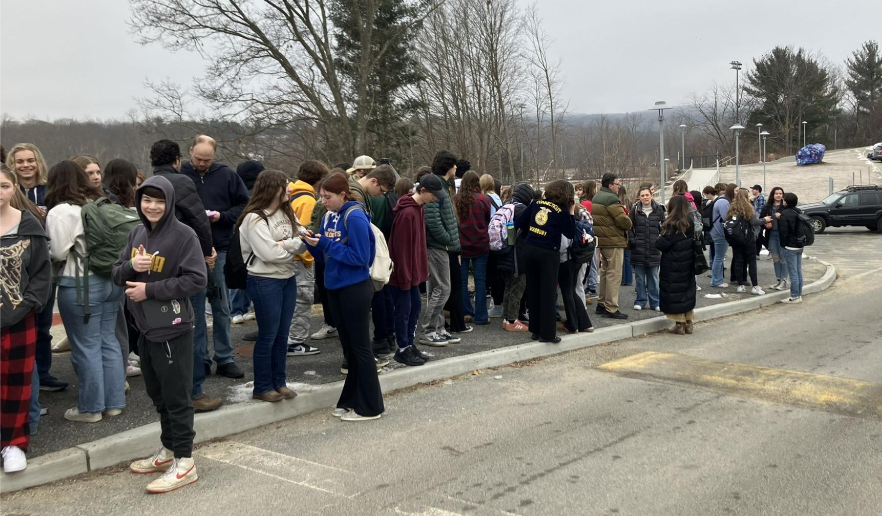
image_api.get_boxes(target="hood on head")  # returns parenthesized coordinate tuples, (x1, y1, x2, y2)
(513, 183, 535, 205)
(237, 160, 264, 191)
(136, 175, 177, 234)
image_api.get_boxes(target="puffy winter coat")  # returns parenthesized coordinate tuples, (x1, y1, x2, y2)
(591, 187, 632, 248)
(628, 201, 665, 266)
(656, 225, 696, 314)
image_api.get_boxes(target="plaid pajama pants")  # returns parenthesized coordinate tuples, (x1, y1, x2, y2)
(2, 312, 37, 450)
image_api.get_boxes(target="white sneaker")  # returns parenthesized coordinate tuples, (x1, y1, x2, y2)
(781, 296, 802, 304)
(243, 312, 256, 322)
(103, 408, 123, 417)
(633, 305, 642, 310)
(751, 286, 765, 295)
(696, 284, 702, 291)
(2, 446, 27, 473)
(131, 447, 175, 474)
(332, 407, 350, 418)
(736, 285, 747, 293)
(51, 337, 70, 353)
(231, 314, 246, 325)
(769, 280, 781, 290)
(311, 324, 337, 340)
(128, 352, 140, 365)
(653, 307, 661, 312)
(146, 457, 198, 493)
(64, 408, 102, 423)
(775, 280, 788, 291)
(711, 283, 729, 288)
(127, 365, 142, 377)
(341, 411, 381, 422)
(205, 316, 213, 329)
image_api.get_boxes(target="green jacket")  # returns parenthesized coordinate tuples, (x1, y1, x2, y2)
(592, 186, 632, 248)
(348, 176, 370, 215)
(307, 192, 327, 234)
(425, 176, 461, 252)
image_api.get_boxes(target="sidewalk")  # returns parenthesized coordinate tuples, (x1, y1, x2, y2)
(2, 253, 832, 492)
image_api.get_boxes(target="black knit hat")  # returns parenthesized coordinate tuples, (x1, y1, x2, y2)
(236, 160, 265, 191)
(455, 159, 471, 178)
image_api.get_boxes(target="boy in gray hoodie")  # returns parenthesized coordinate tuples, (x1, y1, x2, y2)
(112, 175, 207, 493)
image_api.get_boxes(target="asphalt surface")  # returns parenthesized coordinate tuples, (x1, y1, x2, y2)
(30, 246, 828, 458)
(4, 229, 881, 515)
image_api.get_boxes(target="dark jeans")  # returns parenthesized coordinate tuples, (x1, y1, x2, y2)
(328, 279, 384, 417)
(487, 252, 505, 306)
(247, 275, 297, 395)
(371, 285, 395, 341)
(621, 250, 633, 285)
(524, 245, 560, 340)
(559, 259, 592, 332)
(141, 329, 195, 458)
(35, 285, 56, 383)
(444, 252, 467, 332)
(315, 261, 334, 327)
(461, 253, 489, 325)
(731, 243, 758, 286)
(391, 286, 421, 350)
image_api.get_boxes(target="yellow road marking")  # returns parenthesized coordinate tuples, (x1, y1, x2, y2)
(599, 351, 882, 418)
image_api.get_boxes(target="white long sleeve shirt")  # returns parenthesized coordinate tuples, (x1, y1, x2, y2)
(240, 210, 306, 279)
(46, 203, 91, 286)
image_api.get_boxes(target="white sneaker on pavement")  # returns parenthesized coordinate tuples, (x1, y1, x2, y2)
(51, 337, 70, 353)
(127, 364, 142, 377)
(243, 312, 256, 322)
(751, 286, 765, 295)
(131, 447, 175, 474)
(231, 314, 246, 325)
(311, 324, 337, 340)
(781, 296, 802, 304)
(633, 305, 642, 310)
(775, 280, 788, 291)
(2, 446, 27, 473)
(64, 408, 102, 423)
(736, 285, 746, 293)
(146, 457, 198, 493)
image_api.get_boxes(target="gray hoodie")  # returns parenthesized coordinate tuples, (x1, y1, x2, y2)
(1, 211, 51, 329)
(112, 176, 207, 341)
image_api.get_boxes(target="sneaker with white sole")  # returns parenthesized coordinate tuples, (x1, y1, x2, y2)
(419, 333, 449, 347)
(146, 457, 198, 493)
(51, 337, 70, 353)
(736, 285, 747, 293)
(130, 447, 175, 474)
(127, 365, 142, 377)
(341, 411, 381, 422)
(243, 312, 256, 322)
(438, 331, 461, 344)
(775, 280, 788, 291)
(103, 408, 123, 417)
(711, 283, 729, 288)
(696, 284, 702, 291)
(231, 314, 246, 325)
(128, 352, 140, 365)
(751, 286, 765, 295)
(311, 324, 337, 340)
(2, 446, 27, 473)
(633, 305, 642, 310)
(287, 344, 321, 356)
(502, 319, 528, 332)
(64, 408, 102, 423)
(769, 280, 781, 290)
(781, 296, 802, 304)
(332, 407, 350, 417)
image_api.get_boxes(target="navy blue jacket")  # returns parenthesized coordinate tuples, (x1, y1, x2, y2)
(514, 200, 575, 251)
(20, 184, 46, 207)
(181, 161, 250, 252)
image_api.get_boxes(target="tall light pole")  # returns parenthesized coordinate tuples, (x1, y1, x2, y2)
(731, 124, 745, 187)
(650, 101, 673, 204)
(756, 123, 763, 163)
(679, 124, 687, 171)
(730, 60, 742, 122)
(760, 130, 770, 192)
(802, 121, 807, 148)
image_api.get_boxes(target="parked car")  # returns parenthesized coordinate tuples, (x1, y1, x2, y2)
(867, 143, 882, 161)
(800, 185, 882, 233)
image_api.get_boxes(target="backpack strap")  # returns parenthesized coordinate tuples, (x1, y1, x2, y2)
(339, 204, 366, 244)
(288, 191, 312, 204)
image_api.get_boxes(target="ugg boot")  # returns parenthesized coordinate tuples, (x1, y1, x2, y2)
(669, 322, 685, 335)
(684, 321, 694, 334)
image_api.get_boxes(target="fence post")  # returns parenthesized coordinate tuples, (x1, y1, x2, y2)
(829, 177, 833, 195)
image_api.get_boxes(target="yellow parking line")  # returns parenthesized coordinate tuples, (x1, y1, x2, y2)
(599, 352, 882, 418)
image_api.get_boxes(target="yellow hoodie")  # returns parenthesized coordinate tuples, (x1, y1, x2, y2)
(288, 180, 317, 267)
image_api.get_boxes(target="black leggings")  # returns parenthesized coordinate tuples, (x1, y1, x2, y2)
(524, 245, 560, 340)
(559, 259, 592, 332)
(327, 279, 384, 417)
(487, 252, 505, 306)
(444, 252, 467, 332)
(731, 243, 758, 286)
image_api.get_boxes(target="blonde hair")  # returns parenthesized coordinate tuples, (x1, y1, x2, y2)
(479, 174, 495, 195)
(190, 134, 217, 151)
(6, 143, 49, 185)
(726, 189, 755, 219)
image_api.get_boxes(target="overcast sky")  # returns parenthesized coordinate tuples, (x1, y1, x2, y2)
(1, 0, 878, 120)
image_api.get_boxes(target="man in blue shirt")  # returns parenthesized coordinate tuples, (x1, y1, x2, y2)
(751, 185, 767, 257)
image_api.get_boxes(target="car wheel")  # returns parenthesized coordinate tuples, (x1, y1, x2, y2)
(877, 217, 882, 233)
(810, 216, 826, 234)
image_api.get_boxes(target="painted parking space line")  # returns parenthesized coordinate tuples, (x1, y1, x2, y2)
(598, 351, 882, 419)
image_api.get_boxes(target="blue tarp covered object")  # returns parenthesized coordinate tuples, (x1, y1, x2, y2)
(796, 143, 826, 166)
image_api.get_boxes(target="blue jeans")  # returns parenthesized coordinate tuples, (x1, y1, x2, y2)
(35, 285, 57, 383)
(247, 275, 297, 395)
(192, 251, 233, 366)
(29, 367, 40, 434)
(621, 250, 633, 285)
(461, 253, 489, 325)
(768, 230, 789, 281)
(371, 285, 395, 341)
(392, 286, 421, 350)
(781, 248, 803, 298)
(57, 278, 126, 413)
(711, 236, 729, 286)
(633, 264, 660, 309)
(230, 288, 251, 317)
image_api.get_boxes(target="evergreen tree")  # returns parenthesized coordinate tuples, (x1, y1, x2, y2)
(845, 40, 882, 139)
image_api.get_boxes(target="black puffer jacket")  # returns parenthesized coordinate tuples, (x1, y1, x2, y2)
(777, 206, 804, 249)
(628, 201, 665, 266)
(497, 183, 535, 275)
(656, 225, 696, 314)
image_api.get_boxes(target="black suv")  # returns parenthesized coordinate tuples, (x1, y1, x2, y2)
(801, 185, 882, 233)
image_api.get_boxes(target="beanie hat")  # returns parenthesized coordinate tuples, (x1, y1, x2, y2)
(236, 160, 265, 191)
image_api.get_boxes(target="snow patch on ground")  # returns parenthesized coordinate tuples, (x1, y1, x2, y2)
(227, 381, 317, 403)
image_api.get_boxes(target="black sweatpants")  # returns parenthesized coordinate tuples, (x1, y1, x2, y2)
(731, 243, 758, 286)
(141, 329, 195, 458)
(328, 279, 384, 417)
(315, 261, 334, 326)
(444, 252, 467, 332)
(559, 259, 593, 332)
(524, 245, 560, 341)
(487, 252, 505, 306)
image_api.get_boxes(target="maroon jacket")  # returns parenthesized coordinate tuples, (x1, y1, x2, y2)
(388, 194, 428, 289)
(457, 191, 491, 258)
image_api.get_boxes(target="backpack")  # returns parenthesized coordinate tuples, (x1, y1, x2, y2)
(722, 215, 751, 246)
(795, 212, 815, 247)
(488, 195, 501, 211)
(488, 203, 517, 252)
(701, 198, 717, 234)
(329, 205, 393, 292)
(224, 213, 268, 291)
(570, 218, 597, 264)
(72, 198, 142, 322)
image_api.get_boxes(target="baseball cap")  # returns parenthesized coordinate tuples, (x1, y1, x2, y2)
(751, 184, 762, 191)
(347, 155, 376, 174)
(417, 173, 448, 198)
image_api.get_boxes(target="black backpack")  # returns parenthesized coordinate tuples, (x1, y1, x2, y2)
(795, 212, 815, 247)
(701, 198, 717, 234)
(723, 216, 751, 246)
(570, 219, 597, 264)
(224, 213, 268, 290)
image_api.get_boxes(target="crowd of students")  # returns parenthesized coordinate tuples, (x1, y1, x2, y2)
(0, 139, 808, 492)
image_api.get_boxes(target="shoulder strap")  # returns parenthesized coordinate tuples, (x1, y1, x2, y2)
(340, 204, 366, 244)
(288, 191, 312, 203)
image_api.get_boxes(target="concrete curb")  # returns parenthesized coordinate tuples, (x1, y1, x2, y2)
(0, 259, 836, 493)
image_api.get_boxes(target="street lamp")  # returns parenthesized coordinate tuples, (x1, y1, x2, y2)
(731, 60, 742, 121)
(756, 123, 763, 163)
(760, 130, 770, 192)
(802, 121, 807, 148)
(679, 124, 687, 171)
(731, 123, 745, 187)
(649, 101, 673, 204)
